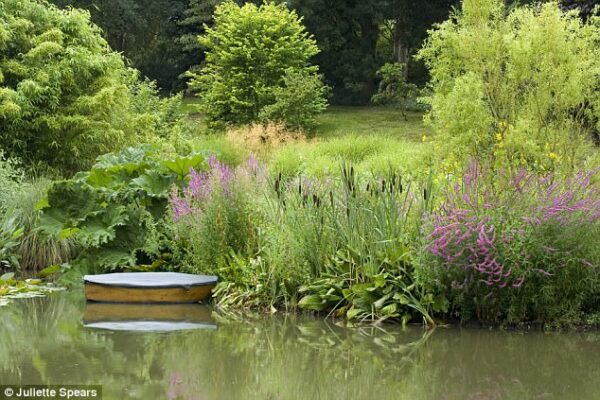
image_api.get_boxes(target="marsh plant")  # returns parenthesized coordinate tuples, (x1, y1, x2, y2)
(418, 161, 600, 323)
(171, 158, 439, 324)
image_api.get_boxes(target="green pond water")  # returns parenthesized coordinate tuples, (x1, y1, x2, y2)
(1, 292, 599, 400)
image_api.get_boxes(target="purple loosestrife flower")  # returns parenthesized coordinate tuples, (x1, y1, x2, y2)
(428, 163, 600, 292)
(170, 187, 193, 221)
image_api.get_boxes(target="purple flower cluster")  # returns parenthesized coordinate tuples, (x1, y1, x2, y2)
(427, 162, 600, 290)
(170, 154, 263, 221)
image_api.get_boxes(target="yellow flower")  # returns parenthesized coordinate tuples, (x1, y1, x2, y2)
(548, 152, 558, 161)
(495, 133, 503, 141)
(422, 134, 428, 142)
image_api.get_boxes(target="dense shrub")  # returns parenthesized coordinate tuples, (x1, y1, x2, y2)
(188, 1, 326, 130)
(0, 154, 23, 214)
(417, 0, 600, 171)
(259, 69, 329, 132)
(169, 155, 262, 274)
(417, 162, 600, 324)
(0, 0, 182, 174)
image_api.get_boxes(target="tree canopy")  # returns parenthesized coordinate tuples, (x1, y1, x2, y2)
(188, 1, 325, 129)
(0, 0, 179, 174)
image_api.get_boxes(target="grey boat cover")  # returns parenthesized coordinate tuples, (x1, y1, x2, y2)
(83, 272, 218, 289)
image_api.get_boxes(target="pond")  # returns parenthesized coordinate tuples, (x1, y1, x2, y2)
(1, 292, 600, 399)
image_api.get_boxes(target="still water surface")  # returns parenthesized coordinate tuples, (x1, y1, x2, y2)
(1, 292, 599, 400)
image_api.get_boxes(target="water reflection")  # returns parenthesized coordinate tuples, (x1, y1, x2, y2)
(83, 303, 217, 332)
(1, 292, 600, 399)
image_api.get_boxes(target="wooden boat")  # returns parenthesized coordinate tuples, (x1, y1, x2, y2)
(83, 302, 216, 332)
(83, 272, 218, 304)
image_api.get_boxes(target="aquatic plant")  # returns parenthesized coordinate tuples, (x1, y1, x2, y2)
(420, 161, 600, 323)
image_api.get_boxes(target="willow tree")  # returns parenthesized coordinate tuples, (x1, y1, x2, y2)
(418, 0, 600, 171)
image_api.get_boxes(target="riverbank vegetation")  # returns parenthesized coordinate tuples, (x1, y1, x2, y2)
(1, 0, 600, 328)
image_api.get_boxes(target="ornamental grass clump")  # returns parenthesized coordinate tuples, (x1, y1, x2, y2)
(419, 161, 600, 324)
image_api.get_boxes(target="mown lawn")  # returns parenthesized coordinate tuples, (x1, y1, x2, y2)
(316, 106, 432, 141)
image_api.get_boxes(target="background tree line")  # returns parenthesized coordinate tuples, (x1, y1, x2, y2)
(50, 0, 599, 103)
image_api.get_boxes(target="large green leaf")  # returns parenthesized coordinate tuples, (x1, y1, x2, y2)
(161, 152, 205, 179)
(77, 206, 129, 248)
(131, 171, 174, 198)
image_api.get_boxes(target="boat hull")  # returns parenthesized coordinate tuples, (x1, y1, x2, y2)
(84, 282, 214, 303)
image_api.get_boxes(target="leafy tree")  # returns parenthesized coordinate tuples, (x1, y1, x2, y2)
(0, 0, 181, 174)
(417, 0, 600, 171)
(289, 0, 387, 104)
(259, 69, 329, 131)
(371, 63, 418, 121)
(380, 0, 458, 83)
(188, 1, 324, 129)
(52, 0, 196, 92)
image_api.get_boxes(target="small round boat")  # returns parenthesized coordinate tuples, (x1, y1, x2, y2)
(83, 272, 218, 304)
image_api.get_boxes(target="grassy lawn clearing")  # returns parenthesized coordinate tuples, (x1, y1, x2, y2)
(181, 99, 435, 177)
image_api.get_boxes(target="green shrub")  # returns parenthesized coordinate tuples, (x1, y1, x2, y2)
(188, 1, 323, 130)
(417, 163, 600, 324)
(371, 63, 419, 121)
(0, 0, 182, 174)
(170, 159, 438, 323)
(417, 0, 600, 171)
(0, 153, 23, 214)
(259, 69, 329, 131)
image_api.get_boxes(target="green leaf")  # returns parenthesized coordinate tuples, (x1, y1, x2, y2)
(77, 206, 128, 247)
(161, 153, 205, 179)
(131, 171, 174, 198)
(298, 294, 327, 311)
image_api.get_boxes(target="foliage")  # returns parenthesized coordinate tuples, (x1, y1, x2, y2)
(5, 180, 75, 273)
(0, 218, 23, 271)
(0, 0, 183, 174)
(36, 145, 207, 274)
(371, 63, 419, 120)
(259, 69, 329, 131)
(270, 134, 430, 179)
(170, 155, 262, 274)
(417, 0, 600, 171)
(170, 159, 437, 323)
(417, 162, 600, 324)
(188, 1, 322, 129)
(0, 153, 23, 214)
(51, 0, 212, 92)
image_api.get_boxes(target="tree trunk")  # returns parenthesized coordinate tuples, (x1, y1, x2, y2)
(392, 21, 410, 79)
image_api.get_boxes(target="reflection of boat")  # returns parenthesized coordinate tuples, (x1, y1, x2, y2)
(83, 272, 218, 304)
(83, 302, 217, 332)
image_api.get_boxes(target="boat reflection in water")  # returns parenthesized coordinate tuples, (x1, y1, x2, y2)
(83, 302, 217, 332)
